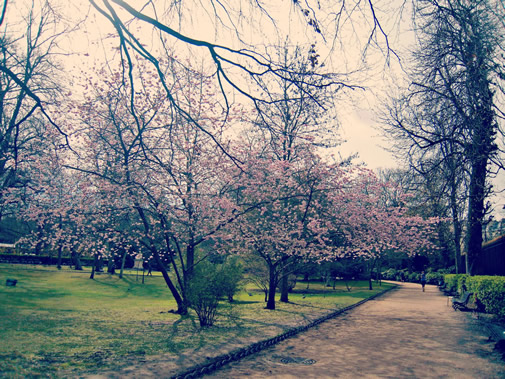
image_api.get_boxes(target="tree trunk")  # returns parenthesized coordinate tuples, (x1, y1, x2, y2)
(184, 244, 195, 291)
(451, 205, 463, 273)
(71, 249, 82, 270)
(119, 250, 127, 279)
(135, 204, 186, 314)
(107, 257, 115, 274)
(464, 35, 496, 275)
(56, 245, 62, 270)
(466, 123, 492, 275)
(368, 259, 376, 290)
(152, 248, 187, 314)
(280, 271, 289, 303)
(266, 263, 277, 310)
(466, 162, 486, 275)
(377, 260, 382, 286)
(90, 254, 98, 279)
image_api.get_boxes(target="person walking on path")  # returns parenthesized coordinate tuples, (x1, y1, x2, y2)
(420, 271, 427, 292)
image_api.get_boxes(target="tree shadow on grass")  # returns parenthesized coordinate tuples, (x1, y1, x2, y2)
(226, 300, 261, 305)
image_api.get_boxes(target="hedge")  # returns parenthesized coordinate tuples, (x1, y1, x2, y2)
(444, 274, 505, 319)
(0, 253, 94, 266)
(381, 268, 442, 285)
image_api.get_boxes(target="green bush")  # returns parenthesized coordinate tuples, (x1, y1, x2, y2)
(381, 268, 398, 281)
(407, 272, 420, 283)
(426, 272, 443, 285)
(456, 274, 470, 293)
(443, 274, 470, 293)
(187, 259, 244, 327)
(219, 257, 243, 302)
(466, 276, 505, 318)
(444, 274, 505, 319)
(443, 274, 460, 294)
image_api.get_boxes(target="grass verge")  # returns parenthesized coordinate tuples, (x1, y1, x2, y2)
(0, 264, 394, 378)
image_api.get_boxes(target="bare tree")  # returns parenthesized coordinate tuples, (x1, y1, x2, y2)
(0, 1, 71, 221)
(382, 0, 505, 274)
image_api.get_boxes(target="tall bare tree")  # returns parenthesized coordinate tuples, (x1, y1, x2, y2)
(0, 1, 69, 222)
(382, 0, 505, 274)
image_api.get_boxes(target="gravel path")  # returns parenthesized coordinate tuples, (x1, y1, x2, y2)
(202, 282, 505, 378)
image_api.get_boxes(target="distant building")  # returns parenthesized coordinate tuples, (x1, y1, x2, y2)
(0, 243, 17, 254)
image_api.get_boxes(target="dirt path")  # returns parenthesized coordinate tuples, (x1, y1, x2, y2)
(202, 282, 504, 378)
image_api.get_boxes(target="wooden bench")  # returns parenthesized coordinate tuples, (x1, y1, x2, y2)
(452, 291, 473, 311)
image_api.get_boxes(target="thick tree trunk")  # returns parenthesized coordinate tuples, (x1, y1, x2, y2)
(266, 263, 277, 310)
(134, 204, 187, 314)
(90, 254, 98, 279)
(466, 160, 487, 275)
(464, 41, 496, 275)
(56, 245, 62, 270)
(466, 118, 493, 275)
(185, 244, 195, 286)
(107, 257, 115, 274)
(119, 250, 127, 279)
(280, 271, 289, 303)
(71, 249, 82, 270)
(152, 248, 187, 314)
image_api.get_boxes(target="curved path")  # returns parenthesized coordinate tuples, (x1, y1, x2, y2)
(203, 282, 504, 378)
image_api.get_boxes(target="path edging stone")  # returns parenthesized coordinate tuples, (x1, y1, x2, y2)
(171, 285, 397, 379)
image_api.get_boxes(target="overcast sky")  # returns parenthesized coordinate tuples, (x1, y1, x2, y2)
(7, 0, 504, 216)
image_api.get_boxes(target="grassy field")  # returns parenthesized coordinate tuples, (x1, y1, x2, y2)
(0, 264, 394, 378)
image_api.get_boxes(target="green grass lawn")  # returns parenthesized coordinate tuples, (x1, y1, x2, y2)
(0, 264, 393, 378)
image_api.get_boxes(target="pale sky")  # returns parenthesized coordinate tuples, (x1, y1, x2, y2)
(6, 0, 504, 216)
(338, 107, 399, 170)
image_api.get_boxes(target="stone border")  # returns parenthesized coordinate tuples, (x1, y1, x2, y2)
(171, 285, 397, 379)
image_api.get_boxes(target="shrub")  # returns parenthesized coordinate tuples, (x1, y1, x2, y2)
(219, 258, 243, 302)
(407, 272, 420, 283)
(187, 259, 244, 327)
(444, 274, 471, 294)
(426, 272, 443, 285)
(465, 276, 505, 319)
(381, 268, 398, 281)
(444, 274, 505, 319)
(456, 274, 470, 293)
(443, 274, 460, 294)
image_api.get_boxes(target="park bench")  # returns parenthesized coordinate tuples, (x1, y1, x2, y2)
(452, 291, 473, 311)
(438, 282, 448, 292)
(439, 282, 458, 297)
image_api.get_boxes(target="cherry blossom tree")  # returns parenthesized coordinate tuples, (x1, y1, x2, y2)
(242, 42, 350, 303)
(222, 149, 349, 310)
(61, 58, 250, 314)
(15, 135, 140, 276)
(329, 169, 440, 289)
